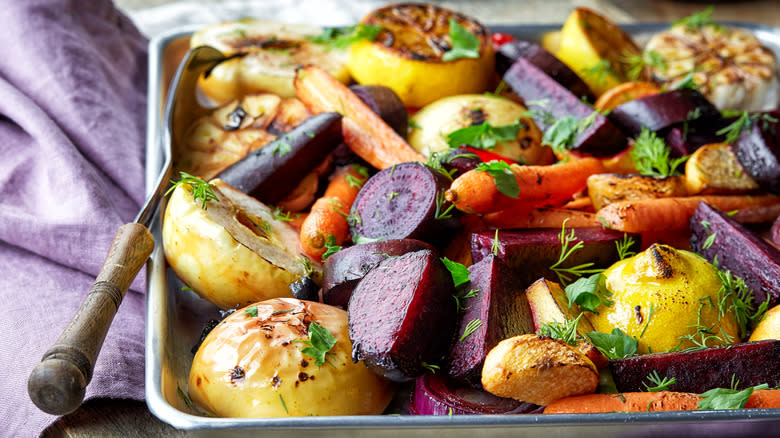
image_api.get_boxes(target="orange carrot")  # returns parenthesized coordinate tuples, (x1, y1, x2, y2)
(562, 196, 595, 212)
(597, 195, 780, 233)
(745, 390, 780, 409)
(445, 157, 606, 215)
(294, 65, 424, 169)
(300, 164, 369, 260)
(544, 391, 701, 414)
(483, 207, 600, 229)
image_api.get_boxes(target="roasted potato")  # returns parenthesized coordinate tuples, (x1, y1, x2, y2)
(481, 334, 599, 406)
(188, 298, 394, 417)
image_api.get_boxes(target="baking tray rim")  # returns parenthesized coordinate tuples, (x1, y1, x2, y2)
(144, 21, 780, 432)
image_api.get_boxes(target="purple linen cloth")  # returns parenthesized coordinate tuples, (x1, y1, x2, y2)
(0, 0, 148, 436)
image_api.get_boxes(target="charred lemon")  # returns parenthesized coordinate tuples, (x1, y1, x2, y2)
(347, 3, 495, 108)
(587, 244, 739, 354)
(556, 7, 642, 97)
(191, 19, 350, 103)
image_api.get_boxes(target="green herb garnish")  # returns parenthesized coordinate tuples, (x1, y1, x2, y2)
(452, 288, 479, 313)
(308, 24, 383, 49)
(166, 171, 218, 210)
(244, 305, 258, 317)
(580, 59, 618, 86)
(550, 219, 603, 286)
(446, 122, 521, 150)
(474, 160, 519, 198)
(673, 6, 717, 31)
(321, 234, 342, 261)
(434, 190, 456, 220)
(698, 379, 769, 410)
(630, 128, 688, 177)
(624, 50, 666, 81)
(294, 321, 337, 366)
(616, 233, 637, 260)
(459, 318, 483, 342)
(442, 19, 480, 61)
(673, 71, 700, 92)
(441, 257, 470, 288)
(586, 328, 638, 359)
(643, 371, 676, 392)
(536, 313, 584, 346)
(421, 362, 440, 373)
(565, 273, 613, 314)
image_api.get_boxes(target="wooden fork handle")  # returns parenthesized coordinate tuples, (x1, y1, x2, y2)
(27, 223, 154, 415)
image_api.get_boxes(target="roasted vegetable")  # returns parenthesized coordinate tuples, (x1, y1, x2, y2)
(481, 334, 599, 406)
(188, 298, 393, 417)
(348, 249, 457, 381)
(587, 173, 688, 211)
(684, 143, 759, 194)
(587, 244, 738, 354)
(163, 179, 320, 309)
(608, 89, 721, 138)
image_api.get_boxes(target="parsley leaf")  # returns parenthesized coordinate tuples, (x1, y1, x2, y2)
(475, 160, 519, 198)
(441, 257, 470, 288)
(565, 273, 613, 314)
(586, 328, 638, 359)
(698, 383, 769, 410)
(446, 122, 521, 150)
(295, 321, 337, 366)
(442, 19, 480, 61)
(308, 24, 383, 50)
(630, 128, 688, 177)
(541, 116, 579, 155)
(166, 171, 218, 210)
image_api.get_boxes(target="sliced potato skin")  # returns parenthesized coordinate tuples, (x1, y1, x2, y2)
(481, 334, 598, 406)
(163, 179, 320, 309)
(684, 142, 759, 195)
(587, 173, 688, 210)
(188, 298, 393, 417)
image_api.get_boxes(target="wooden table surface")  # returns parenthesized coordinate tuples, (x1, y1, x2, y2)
(41, 0, 779, 436)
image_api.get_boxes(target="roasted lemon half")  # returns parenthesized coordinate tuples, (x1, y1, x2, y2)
(347, 3, 495, 108)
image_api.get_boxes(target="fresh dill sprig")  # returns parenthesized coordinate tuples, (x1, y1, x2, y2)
(549, 219, 603, 286)
(166, 171, 218, 209)
(643, 371, 676, 392)
(630, 128, 688, 177)
(536, 313, 584, 346)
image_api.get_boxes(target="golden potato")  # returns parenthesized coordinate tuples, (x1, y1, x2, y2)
(189, 298, 394, 417)
(481, 334, 598, 406)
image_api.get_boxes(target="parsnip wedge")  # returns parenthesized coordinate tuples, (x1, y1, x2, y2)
(684, 142, 759, 195)
(163, 179, 321, 309)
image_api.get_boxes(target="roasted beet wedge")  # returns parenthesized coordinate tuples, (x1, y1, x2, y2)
(349, 162, 457, 247)
(217, 112, 342, 203)
(446, 255, 534, 387)
(503, 57, 626, 156)
(730, 110, 780, 195)
(471, 228, 639, 289)
(608, 89, 721, 138)
(690, 202, 780, 308)
(321, 239, 435, 308)
(497, 40, 594, 102)
(609, 340, 780, 393)
(348, 249, 457, 381)
(350, 85, 408, 139)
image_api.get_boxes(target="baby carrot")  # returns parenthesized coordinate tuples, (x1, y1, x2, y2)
(744, 390, 780, 409)
(294, 65, 424, 169)
(544, 391, 701, 414)
(483, 207, 600, 229)
(445, 157, 605, 215)
(300, 164, 369, 260)
(597, 194, 780, 233)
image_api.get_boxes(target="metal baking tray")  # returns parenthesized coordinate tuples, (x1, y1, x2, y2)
(144, 22, 780, 436)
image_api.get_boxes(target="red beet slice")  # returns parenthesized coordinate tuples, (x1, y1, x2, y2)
(446, 255, 535, 387)
(690, 202, 780, 308)
(497, 40, 594, 103)
(217, 112, 342, 203)
(730, 109, 780, 195)
(321, 239, 435, 308)
(608, 89, 720, 138)
(409, 373, 538, 415)
(348, 249, 457, 381)
(350, 85, 408, 139)
(503, 57, 626, 156)
(772, 216, 780, 247)
(349, 162, 457, 247)
(609, 340, 780, 393)
(471, 228, 639, 289)
(664, 122, 728, 158)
